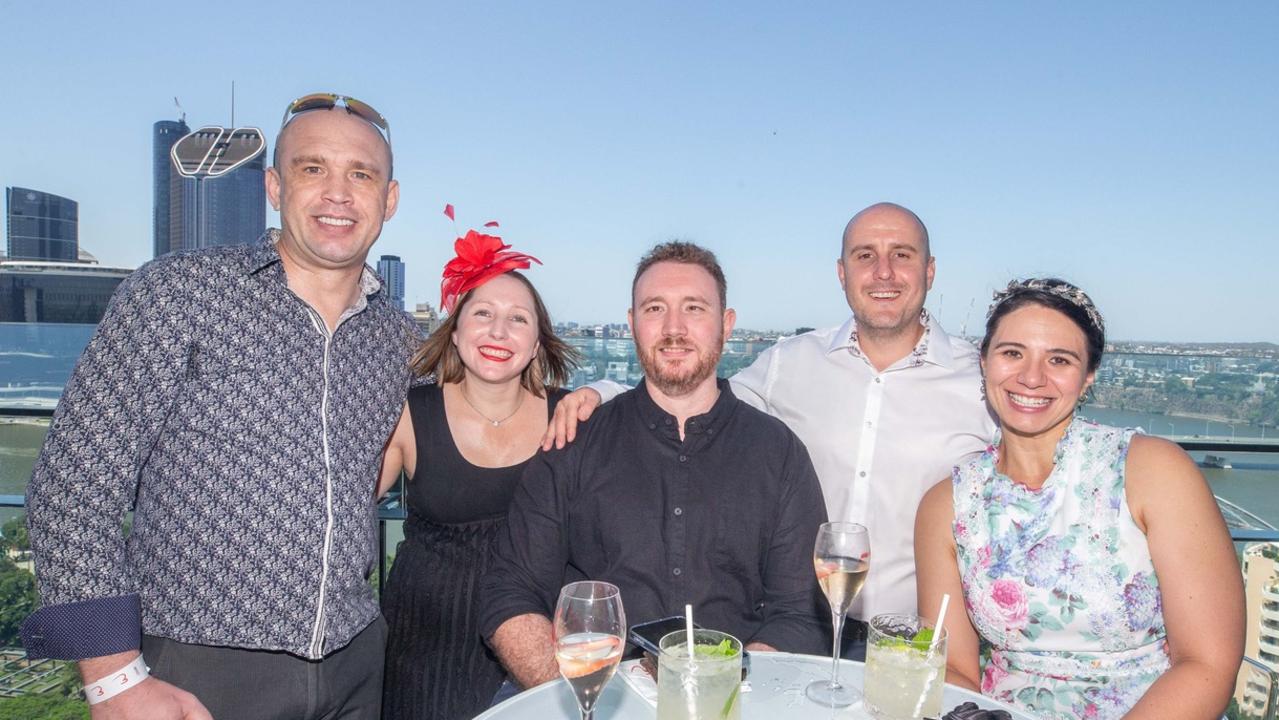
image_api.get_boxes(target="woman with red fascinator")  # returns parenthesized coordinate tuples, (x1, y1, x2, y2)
(378, 226, 579, 719)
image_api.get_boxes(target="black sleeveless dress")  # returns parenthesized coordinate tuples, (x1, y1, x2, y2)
(381, 382, 566, 720)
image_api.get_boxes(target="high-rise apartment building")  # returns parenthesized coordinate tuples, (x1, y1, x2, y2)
(378, 254, 406, 310)
(5, 187, 78, 262)
(411, 302, 439, 336)
(153, 119, 189, 257)
(152, 118, 267, 257)
(1236, 543, 1279, 716)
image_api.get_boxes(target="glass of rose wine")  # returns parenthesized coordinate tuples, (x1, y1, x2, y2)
(806, 521, 870, 708)
(554, 581, 627, 720)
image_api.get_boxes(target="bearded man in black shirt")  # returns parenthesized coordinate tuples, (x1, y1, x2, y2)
(479, 241, 829, 690)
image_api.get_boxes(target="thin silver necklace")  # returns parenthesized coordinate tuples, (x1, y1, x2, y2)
(459, 384, 525, 427)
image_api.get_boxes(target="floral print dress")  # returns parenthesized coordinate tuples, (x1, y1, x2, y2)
(952, 418, 1170, 719)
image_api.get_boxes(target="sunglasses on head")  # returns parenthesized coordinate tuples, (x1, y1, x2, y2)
(280, 93, 391, 145)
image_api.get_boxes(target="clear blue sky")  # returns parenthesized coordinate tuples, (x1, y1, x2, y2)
(4, 2, 1276, 342)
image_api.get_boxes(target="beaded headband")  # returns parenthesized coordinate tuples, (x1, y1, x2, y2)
(988, 278, 1105, 336)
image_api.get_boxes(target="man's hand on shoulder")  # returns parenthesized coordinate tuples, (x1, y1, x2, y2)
(541, 388, 602, 451)
(90, 677, 211, 720)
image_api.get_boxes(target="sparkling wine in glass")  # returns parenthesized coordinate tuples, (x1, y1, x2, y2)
(806, 521, 870, 708)
(554, 581, 626, 720)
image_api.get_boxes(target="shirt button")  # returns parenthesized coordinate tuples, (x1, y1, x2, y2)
(875, 377, 882, 383)
(679, 455, 687, 462)
(648, 423, 656, 430)
(859, 471, 867, 478)
(673, 507, 683, 516)
(672, 568, 682, 576)
(866, 421, 873, 428)
(664, 418, 673, 426)
(706, 428, 714, 435)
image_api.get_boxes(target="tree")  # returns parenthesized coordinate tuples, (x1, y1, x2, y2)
(0, 555, 39, 646)
(0, 695, 88, 720)
(1, 515, 28, 553)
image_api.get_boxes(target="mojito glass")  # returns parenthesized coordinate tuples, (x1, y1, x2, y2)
(863, 613, 948, 720)
(656, 629, 742, 720)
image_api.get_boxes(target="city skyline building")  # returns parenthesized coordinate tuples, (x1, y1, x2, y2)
(152, 118, 266, 257)
(5, 187, 78, 262)
(378, 254, 405, 310)
(152, 119, 189, 257)
(1236, 543, 1279, 715)
(411, 301, 439, 336)
(0, 254, 131, 323)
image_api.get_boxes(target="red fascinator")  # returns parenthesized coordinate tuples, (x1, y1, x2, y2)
(440, 228, 541, 314)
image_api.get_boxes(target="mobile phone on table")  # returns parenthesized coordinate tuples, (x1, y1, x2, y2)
(628, 615, 700, 657)
(627, 616, 750, 680)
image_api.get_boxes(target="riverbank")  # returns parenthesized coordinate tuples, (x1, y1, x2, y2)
(1087, 403, 1248, 426)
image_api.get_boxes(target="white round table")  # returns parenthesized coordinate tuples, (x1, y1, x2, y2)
(476, 652, 1034, 719)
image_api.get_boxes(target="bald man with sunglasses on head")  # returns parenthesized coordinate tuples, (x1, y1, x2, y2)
(22, 93, 415, 720)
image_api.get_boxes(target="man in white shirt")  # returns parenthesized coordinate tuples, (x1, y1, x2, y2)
(546, 202, 993, 639)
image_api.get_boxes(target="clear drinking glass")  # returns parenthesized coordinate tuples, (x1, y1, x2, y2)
(656, 629, 743, 720)
(863, 613, 948, 720)
(554, 581, 627, 720)
(805, 521, 870, 707)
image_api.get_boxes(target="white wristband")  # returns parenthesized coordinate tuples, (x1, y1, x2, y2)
(84, 654, 150, 705)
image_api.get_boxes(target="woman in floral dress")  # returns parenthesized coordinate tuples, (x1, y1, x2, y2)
(915, 278, 1243, 720)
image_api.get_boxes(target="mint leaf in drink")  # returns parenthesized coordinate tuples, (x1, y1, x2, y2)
(694, 638, 738, 658)
(911, 627, 935, 647)
(875, 627, 934, 651)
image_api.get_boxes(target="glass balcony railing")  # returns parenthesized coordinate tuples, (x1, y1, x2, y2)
(3, 325, 1278, 715)
(1240, 655, 1279, 720)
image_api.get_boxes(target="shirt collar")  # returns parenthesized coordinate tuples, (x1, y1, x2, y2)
(635, 377, 735, 437)
(245, 228, 385, 298)
(827, 309, 957, 370)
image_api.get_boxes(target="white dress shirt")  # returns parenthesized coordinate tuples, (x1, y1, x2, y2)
(728, 313, 994, 619)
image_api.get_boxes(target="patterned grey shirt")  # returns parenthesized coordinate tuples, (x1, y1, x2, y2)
(23, 230, 418, 660)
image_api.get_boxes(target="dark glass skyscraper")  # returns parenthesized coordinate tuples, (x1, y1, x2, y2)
(377, 255, 406, 310)
(153, 119, 266, 257)
(5, 187, 78, 261)
(153, 119, 190, 258)
(194, 149, 266, 250)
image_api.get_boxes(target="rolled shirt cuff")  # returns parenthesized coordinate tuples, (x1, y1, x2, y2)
(21, 594, 142, 660)
(478, 598, 552, 646)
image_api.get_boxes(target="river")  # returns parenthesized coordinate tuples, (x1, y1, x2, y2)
(4, 406, 1276, 530)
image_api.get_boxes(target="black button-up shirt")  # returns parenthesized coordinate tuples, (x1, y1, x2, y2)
(479, 379, 828, 654)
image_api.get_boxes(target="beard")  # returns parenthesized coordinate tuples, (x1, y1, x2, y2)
(637, 336, 723, 397)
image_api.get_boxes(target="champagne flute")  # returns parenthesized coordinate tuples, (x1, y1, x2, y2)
(554, 581, 627, 720)
(805, 521, 870, 707)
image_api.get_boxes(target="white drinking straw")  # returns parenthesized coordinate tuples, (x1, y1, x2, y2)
(914, 593, 952, 720)
(684, 603, 696, 653)
(929, 593, 950, 655)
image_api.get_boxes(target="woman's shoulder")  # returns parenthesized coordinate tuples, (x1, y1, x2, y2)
(1123, 433, 1208, 527)
(408, 378, 443, 402)
(919, 476, 955, 521)
(1125, 433, 1198, 479)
